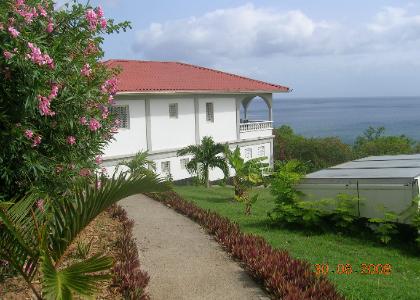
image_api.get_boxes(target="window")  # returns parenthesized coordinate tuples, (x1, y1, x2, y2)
(244, 148, 252, 159)
(206, 102, 214, 122)
(169, 103, 178, 118)
(161, 161, 171, 174)
(180, 158, 189, 169)
(110, 105, 129, 128)
(257, 146, 265, 157)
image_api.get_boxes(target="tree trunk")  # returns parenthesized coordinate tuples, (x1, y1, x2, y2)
(204, 167, 210, 188)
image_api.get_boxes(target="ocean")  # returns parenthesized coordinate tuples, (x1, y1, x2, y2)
(245, 96, 420, 144)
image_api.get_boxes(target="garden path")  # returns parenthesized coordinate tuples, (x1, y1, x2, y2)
(120, 194, 269, 300)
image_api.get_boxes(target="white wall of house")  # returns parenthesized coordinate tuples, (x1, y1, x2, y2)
(102, 93, 275, 181)
(198, 97, 237, 143)
(150, 97, 196, 151)
(103, 98, 147, 158)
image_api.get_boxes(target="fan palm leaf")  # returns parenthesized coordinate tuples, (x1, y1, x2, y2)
(41, 251, 113, 300)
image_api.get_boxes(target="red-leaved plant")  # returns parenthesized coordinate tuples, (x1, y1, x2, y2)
(147, 191, 344, 300)
(108, 204, 150, 300)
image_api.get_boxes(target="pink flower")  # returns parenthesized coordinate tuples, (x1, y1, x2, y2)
(3, 51, 13, 60)
(32, 135, 42, 147)
(100, 105, 109, 119)
(81, 63, 92, 77)
(37, 96, 55, 116)
(27, 42, 55, 69)
(66, 136, 76, 145)
(96, 6, 104, 18)
(49, 84, 59, 99)
(85, 9, 98, 30)
(24, 129, 33, 139)
(46, 21, 53, 33)
(37, 4, 47, 17)
(79, 168, 92, 177)
(108, 95, 114, 104)
(36, 199, 45, 212)
(100, 18, 107, 29)
(8, 26, 20, 38)
(89, 118, 101, 131)
(95, 155, 103, 164)
(101, 77, 118, 95)
(80, 116, 87, 125)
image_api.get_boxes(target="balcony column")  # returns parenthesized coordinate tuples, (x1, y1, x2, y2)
(242, 97, 253, 120)
(262, 94, 273, 122)
(235, 96, 241, 141)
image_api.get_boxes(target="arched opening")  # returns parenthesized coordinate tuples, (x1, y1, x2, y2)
(240, 96, 271, 121)
(239, 95, 273, 133)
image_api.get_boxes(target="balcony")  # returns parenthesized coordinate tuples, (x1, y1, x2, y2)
(239, 120, 273, 140)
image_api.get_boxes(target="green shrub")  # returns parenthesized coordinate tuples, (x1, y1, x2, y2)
(369, 212, 399, 244)
(353, 126, 416, 158)
(0, 0, 130, 200)
(274, 125, 353, 172)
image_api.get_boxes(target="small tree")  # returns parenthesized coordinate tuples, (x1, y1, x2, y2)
(0, 0, 130, 200)
(353, 126, 415, 157)
(177, 136, 228, 188)
(226, 146, 267, 214)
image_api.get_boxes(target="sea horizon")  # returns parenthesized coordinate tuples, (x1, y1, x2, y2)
(245, 96, 420, 144)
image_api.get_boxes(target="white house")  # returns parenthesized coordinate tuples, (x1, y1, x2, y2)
(102, 59, 290, 180)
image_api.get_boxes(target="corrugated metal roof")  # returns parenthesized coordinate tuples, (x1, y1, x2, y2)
(104, 59, 290, 93)
(306, 154, 420, 179)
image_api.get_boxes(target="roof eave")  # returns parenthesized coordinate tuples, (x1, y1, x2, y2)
(116, 89, 290, 95)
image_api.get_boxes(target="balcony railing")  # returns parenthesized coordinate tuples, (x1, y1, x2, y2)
(239, 120, 273, 132)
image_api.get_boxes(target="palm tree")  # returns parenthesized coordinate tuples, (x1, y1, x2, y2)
(226, 146, 268, 214)
(0, 171, 169, 299)
(118, 151, 156, 176)
(177, 136, 229, 188)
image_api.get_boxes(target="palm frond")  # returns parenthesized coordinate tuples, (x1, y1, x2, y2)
(0, 193, 44, 281)
(41, 252, 112, 300)
(177, 144, 200, 157)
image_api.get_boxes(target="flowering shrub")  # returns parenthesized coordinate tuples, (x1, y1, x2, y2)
(147, 191, 343, 300)
(0, 0, 130, 199)
(109, 204, 150, 300)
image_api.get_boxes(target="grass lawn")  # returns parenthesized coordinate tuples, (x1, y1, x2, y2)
(175, 185, 420, 300)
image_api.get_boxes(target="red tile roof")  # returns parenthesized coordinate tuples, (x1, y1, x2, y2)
(104, 60, 289, 94)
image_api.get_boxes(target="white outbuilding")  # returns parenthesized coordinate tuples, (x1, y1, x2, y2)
(298, 154, 420, 223)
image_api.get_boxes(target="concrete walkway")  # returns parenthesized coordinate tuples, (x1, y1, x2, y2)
(120, 194, 268, 300)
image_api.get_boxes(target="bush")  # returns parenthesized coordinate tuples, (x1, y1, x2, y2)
(274, 125, 353, 172)
(353, 126, 416, 157)
(147, 191, 343, 300)
(0, 0, 130, 200)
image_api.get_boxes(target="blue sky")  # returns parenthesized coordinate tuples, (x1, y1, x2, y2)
(61, 1, 420, 97)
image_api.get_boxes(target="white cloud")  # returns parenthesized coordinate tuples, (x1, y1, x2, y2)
(133, 4, 340, 63)
(132, 4, 420, 63)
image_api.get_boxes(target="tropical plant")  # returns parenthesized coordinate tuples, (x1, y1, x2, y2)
(369, 212, 399, 244)
(226, 146, 267, 214)
(0, 0, 130, 200)
(177, 136, 229, 188)
(118, 151, 156, 176)
(0, 172, 169, 299)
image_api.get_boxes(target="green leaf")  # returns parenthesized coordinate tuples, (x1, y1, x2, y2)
(41, 252, 113, 300)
